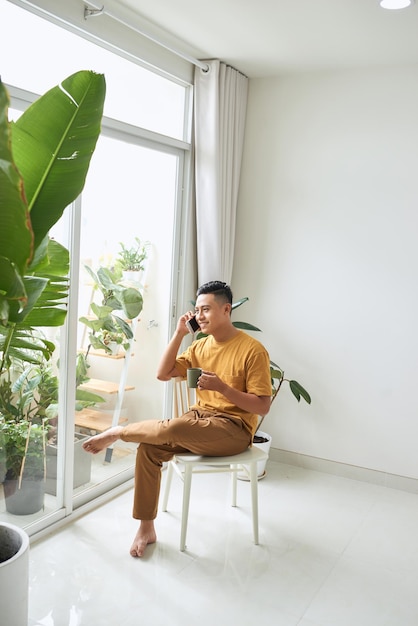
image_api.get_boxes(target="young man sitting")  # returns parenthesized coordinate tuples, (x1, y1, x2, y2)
(83, 280, 272, 557)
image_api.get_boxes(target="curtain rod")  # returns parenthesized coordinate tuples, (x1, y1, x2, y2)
(84, 3, 209, 72)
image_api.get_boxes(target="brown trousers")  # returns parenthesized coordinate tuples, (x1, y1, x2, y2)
(120, 410, 252, 520)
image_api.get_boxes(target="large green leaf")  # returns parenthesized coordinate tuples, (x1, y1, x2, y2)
(231, 297, 249, 310)
(21, 240, 70, 328)
(0, 257, 26, 320)
(0, 71, 105, 372)
(289, 380, 312, 404)
(12, 71, 106, 251)
(232, 321, 262, 331)
(7, 239, 69, 327)
(0, 82, 33, 280)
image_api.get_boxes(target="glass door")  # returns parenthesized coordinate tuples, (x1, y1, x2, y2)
(73, 131, 182, 503)
(0, 0, 191, 534)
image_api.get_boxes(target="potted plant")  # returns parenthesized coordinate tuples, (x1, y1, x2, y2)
(79, 265, 144, 356)
(0, 356, 103, 509)
(43, 354, 104, 495)
(194, 296, 311, 478)
(0, 522, 30, 625)
(0, 358, 51, 514)
(195, 295, 311, 412)
(93, 329, 127, 355)
(233, 298, 311, 478)
(115, 237, 149, 285)
(0, 71, 105, 514)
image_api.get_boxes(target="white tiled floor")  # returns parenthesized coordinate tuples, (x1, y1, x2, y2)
(28, 460, 418, 625)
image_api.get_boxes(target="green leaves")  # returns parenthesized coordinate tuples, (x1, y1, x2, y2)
(0, 81, 33, 281)
(0, 71, 105, 366)
(230, 301, 312, 407)
(232, 321, 262, 331)
(11, 71, 106, 250)
(115, 237, 149, 272)
(231, 297, 249, 310)
(0, 71, 105, 481)
(80, 264, 144, 354)
(86, 266, 144, 320)
(289, 380, 312, 404)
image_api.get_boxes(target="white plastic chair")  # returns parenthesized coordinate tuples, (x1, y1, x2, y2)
(161, 378, 269, 551)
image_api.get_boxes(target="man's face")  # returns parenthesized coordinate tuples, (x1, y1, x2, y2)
(194, 293, 231, 335)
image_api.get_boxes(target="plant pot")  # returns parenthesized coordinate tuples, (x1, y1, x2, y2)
(45, 432, 92, 495)
(238, 430, 272, 481)
(122, 269, 143, 287)
(3, 475, 45, 515)
(107, 341, 121, 356)
(0, 522, 30, 626)
(0, 445, 5, 484)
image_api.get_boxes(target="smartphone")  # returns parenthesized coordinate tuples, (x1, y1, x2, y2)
(186, 316, 200, 334)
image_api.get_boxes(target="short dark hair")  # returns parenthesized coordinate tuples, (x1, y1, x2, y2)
(196, 281, 233, 305)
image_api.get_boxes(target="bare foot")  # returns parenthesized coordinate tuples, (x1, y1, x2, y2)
(130, 520, 157, 557)
(82, 427, 123, 454)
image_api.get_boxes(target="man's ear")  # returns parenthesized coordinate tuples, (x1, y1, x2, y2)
(224, 303, 232, 315)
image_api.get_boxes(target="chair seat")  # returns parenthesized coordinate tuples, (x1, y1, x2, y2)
(172, 445, 268, 466)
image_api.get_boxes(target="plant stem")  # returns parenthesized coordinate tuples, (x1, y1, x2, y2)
(18, 421, 31, 489)
(0, 323, 16, 376)
(256, 377, 284, 433)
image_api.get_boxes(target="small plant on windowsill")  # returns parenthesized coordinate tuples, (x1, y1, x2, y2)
(115, 237, 149, 272)
(90, 328, 129, 355)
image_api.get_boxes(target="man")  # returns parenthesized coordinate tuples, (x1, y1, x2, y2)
(83, 281, 272, 557)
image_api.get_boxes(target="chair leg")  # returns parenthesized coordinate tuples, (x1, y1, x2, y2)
(162, 462, 174, 512)
(231, 464, 238, 507)
(249, 461, 259, 545)
(180, 465, 193, 551)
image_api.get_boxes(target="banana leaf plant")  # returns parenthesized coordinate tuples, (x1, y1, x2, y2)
(0, 70, 105, 365)
(0, 71, 105, 486)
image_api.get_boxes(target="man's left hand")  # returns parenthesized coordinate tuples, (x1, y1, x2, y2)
(197, 370, 225, 394)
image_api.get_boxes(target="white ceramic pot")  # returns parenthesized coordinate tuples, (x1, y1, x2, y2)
(0, 522, 30, 626)
(122, 270, 143, 287)
(107, 341, 121, 356)
(238, 430, 272, 480)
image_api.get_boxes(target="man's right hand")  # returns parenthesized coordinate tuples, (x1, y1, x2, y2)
(156, 311, 194, 380)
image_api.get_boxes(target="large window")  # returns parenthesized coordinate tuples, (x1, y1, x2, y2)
(0, 0, 192, 534)
(1, 0, 189, 139)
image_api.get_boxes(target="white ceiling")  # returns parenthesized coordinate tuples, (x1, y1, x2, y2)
(115, 0, 418, 77)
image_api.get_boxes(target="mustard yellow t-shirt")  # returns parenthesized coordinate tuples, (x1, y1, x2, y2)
(175, 330, 272, 436)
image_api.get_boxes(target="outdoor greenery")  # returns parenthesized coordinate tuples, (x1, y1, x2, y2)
(79, 265, 144, 354)
(0, 356, 103, 480)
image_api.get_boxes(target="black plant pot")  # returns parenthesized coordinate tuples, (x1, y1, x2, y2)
(3, 475, 45, 515)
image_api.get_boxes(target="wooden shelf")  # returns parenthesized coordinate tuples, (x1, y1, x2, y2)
(79, 378, 134, 395)
(75, 408, 128, 433)
(78, 349, 128, 360)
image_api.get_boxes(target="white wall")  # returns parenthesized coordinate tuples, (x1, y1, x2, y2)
(233, 65, 418, 479)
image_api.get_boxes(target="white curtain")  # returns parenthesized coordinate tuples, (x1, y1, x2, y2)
(194, 60, 248, 285)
